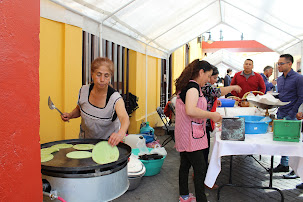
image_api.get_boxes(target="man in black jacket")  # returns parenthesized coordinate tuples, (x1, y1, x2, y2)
(224, 68, 232, 97)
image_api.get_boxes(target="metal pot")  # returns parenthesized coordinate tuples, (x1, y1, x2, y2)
(41, 139, 131, 202)
(127, 155, 146, 191)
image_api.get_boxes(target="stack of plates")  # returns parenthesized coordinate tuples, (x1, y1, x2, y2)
(127, 155, 146, 191)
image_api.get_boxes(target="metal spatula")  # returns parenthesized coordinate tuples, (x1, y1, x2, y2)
(48, 96, 69, 122)
(48, 96, 63, 114)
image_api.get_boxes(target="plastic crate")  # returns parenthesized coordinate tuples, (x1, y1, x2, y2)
(237, 115, 270, 134)
(273, 120, 302, 142)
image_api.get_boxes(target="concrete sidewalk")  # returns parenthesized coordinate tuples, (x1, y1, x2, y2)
(114, 130, 303, 202)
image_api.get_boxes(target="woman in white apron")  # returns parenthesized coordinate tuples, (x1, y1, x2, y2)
(61, 57, 129, 146)
(175, 59, 222, 202)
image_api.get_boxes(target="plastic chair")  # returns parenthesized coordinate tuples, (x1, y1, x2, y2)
(168, 102, 175, 115)
(156, 107, 175, 146)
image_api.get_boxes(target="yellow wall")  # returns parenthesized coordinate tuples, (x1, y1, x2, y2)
(40, 18, 82, 143)
(171, 39, 202, 94)
(128, 50, 161, 133)
(189, 39, 203, 63)
(171, 46, 186, 94)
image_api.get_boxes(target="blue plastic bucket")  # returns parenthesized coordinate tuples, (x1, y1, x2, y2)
(132, 148, 166, 176)
(218, 98, 236, 107)
(237, 115, 270, 134)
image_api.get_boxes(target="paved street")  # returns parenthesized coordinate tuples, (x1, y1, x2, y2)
(114, 129, 303, 202)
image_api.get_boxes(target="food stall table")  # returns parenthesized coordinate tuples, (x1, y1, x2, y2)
(205, 132, 303, 201)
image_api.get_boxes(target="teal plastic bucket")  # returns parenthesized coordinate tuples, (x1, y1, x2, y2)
(132, 148, 166, 176)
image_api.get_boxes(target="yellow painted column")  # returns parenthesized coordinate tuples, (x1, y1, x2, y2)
(63, 24, 82, 140)
(189, 38, 203, 63)
(172, 46, 186, 94)
(171, 39, 202, 95)
(40, 18, 82, 143)
(40, 18, 65, 143)
(128, 50, 145, 133)
(127, 50, 161, 133)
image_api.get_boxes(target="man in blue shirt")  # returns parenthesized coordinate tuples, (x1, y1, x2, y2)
(260, 66, 276, 93)
(273, 54, 303, 174)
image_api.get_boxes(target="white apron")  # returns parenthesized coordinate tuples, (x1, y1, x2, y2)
(78, 84, 121, 139)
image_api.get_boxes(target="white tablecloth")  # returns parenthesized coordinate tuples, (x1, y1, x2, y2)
(204, 131, 303, 187)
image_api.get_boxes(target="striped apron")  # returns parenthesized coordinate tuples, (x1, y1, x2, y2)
(175, 81, 208, 152)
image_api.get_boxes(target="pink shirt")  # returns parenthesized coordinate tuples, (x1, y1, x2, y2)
(175, 82, 208, 152)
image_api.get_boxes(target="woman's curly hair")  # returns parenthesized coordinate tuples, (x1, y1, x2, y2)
(175, 59, 212, 93)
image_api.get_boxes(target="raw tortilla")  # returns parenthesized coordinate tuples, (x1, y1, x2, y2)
(66, 151, 92, 159)
(73, 144, 95, 150)
(41, 147, 59, 155)
(92, 141, 119, 164)
(41, 153, 54, 163)
(51, 143, 73, 150)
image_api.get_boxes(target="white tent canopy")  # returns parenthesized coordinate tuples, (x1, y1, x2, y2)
(42, 0, 303, 59)
(203, 49, 244, 77)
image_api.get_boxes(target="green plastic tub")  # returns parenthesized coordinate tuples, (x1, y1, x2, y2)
(132, 148, 166, 176)
(273, 120, 302, 142)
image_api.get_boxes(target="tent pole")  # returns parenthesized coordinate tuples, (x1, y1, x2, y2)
(166, 56, 169, 104)
(145, 46, 148, 122)
(301, 42, 303, 75)
(99, 23, 103, 57)
(219, 0, 224, 22)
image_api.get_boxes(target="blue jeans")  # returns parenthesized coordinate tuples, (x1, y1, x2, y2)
(281, 156, 289, 167)
(277, 114, 295, 167)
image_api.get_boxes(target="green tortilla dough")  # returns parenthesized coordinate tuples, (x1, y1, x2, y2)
(92, 141, 119, 165)
(51, 143, 73, 150)
(41, 153, 54, 163)
(41, 147, 59, 155)
(73, 144, 95, 150)
(66, 151, 92, 159)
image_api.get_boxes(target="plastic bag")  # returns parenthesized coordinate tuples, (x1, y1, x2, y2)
(136, 136, 149, 155)
(150, 145, 167, 156)
(146, 140, 161, 148)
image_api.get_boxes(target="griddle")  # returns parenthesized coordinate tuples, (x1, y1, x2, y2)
(41, 139, 131, 173)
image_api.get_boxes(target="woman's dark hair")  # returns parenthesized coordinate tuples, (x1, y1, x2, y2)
(212, 65, 219, 76)
(175, 59, 212, 93)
